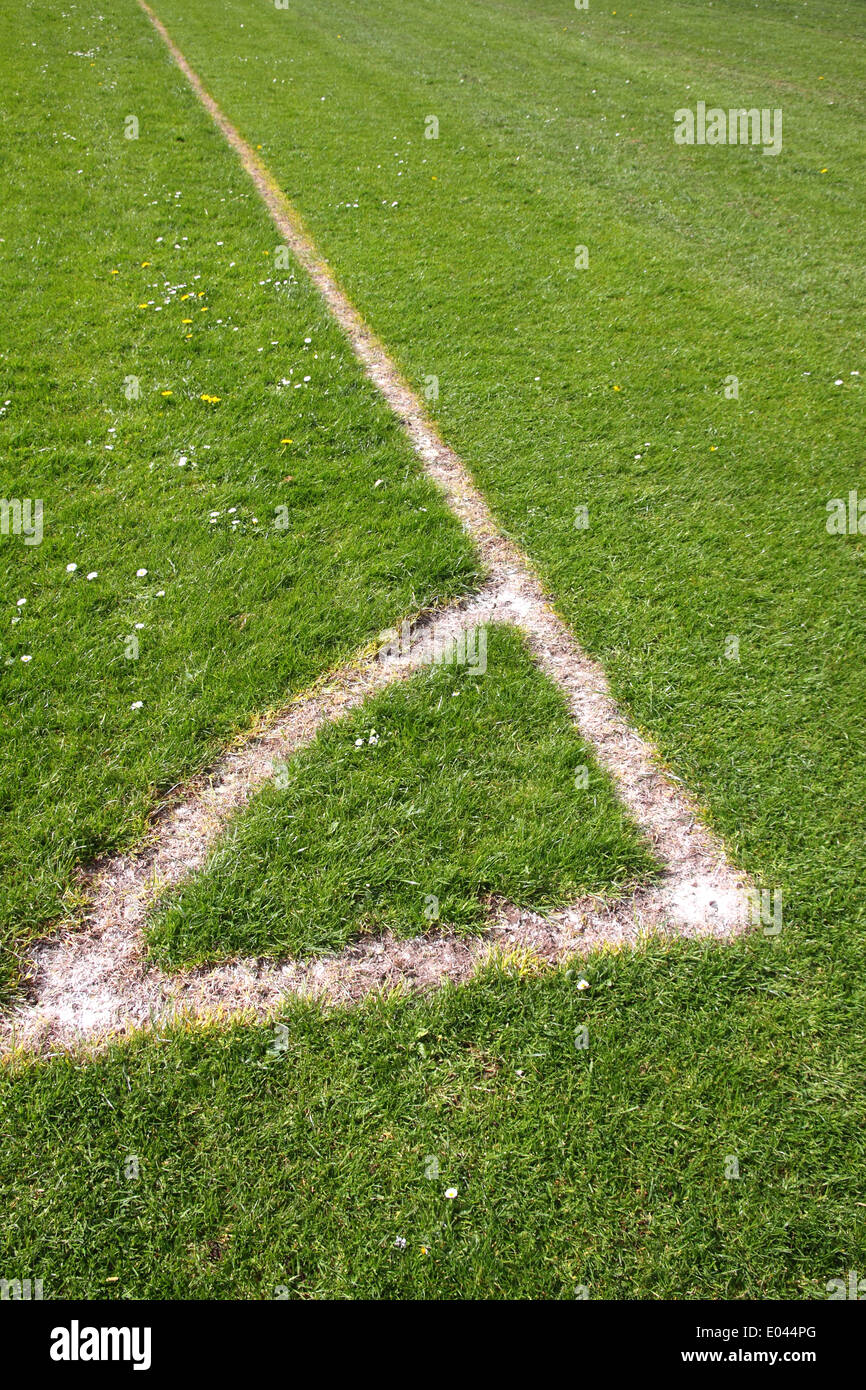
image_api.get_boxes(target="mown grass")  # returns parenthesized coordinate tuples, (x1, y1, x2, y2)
(1, 941, 863, 1300)
(148, 624, 657, 967)
(0, 0, 477, 989)
(1, 0, 864, 1303)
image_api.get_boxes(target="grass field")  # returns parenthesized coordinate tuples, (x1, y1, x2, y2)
(1, 0, 864, 1302)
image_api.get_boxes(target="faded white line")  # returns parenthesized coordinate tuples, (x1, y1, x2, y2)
(2, 584, 747, 1056)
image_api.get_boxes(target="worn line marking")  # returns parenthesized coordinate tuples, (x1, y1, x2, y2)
(0, 6, 750, 1056)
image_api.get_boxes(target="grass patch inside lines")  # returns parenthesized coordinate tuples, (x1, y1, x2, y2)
(148, 624, 658, 967)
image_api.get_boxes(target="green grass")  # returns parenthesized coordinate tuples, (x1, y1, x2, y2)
(1, 943, 863, 1299)
(1, 0, 865, 1303)
(148, 624, 657, 967)
(0, 0, 477, 990)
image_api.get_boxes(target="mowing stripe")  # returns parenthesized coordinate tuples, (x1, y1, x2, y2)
(0, 4, 751, 1056)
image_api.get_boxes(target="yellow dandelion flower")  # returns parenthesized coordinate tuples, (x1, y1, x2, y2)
(181, 293, 191, 300)
(613, 385, 621, 391)
(200, 393, 222, 404)
(141, 261, 151, 267)
(110, 269, 119, 275)
(138, 303, 149, 308)
(161, 390, 173, 397)
(281, 438, 292, 444)
(182, 318, 193, 324)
